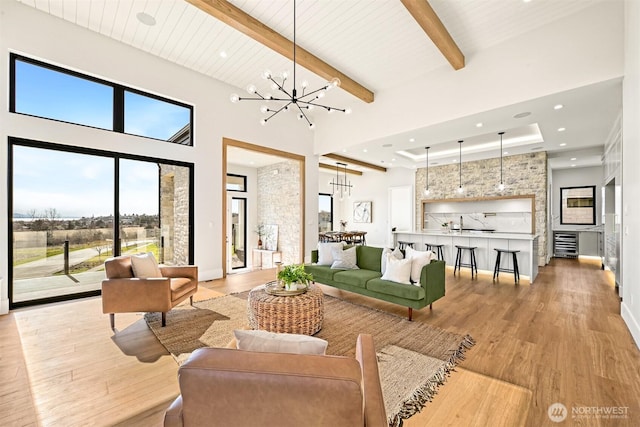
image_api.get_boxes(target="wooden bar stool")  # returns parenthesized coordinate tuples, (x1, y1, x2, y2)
(397, 241, 414, 250)
(425, 243, 445, 262)
(493, 249, 520, 283)
(454, 245, 478, 278)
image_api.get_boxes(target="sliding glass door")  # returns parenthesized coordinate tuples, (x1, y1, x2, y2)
(11, 144, 115, 303)
(9, 139, 193, 307)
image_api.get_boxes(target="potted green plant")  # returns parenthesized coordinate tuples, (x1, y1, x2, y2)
(255, 223, 266, 249)
(277, 264, 313, 291)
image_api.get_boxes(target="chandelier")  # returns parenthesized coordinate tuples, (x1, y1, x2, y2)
(330, 162, 353, 200)
(229, 0, 351, 129)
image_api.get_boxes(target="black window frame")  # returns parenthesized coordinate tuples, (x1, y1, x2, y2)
(9, 53, 194, 146)
(7, 136, 195, 309)
(226, 173, 248, 192)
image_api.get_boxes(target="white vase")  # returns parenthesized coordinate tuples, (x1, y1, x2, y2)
(285, 282, 298, 291)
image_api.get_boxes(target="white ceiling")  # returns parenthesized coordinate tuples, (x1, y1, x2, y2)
(17, 0, 621, 170)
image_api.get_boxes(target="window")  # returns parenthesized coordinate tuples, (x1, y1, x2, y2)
(560, 186, 596, 225)
(226, 174, 247, 192)
(319, 193, 333, 232)
(13, 57, 113, 130)
(124, 90, 192, 143)
(10, 54, 193, 145)
(9, 137, 194, 308)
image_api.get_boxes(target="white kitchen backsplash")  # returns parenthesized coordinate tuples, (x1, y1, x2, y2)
(424, 212, 532, 233)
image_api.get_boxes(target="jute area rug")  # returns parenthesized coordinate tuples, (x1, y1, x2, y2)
(145, 293, 474, 427)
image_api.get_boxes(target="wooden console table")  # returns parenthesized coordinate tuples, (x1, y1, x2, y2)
(252, 249, 282, 269)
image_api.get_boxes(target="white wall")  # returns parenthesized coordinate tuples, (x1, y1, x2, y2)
(551, 166, 603, 230)
(0, 1, 318, 313)
(622, 0, 640, 348)
(318, 168, 414, 248)
(313, 2, 624, 154)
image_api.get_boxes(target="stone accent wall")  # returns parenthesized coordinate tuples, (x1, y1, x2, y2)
(415, 152, 548, 265)
(257, 160, 301, 265)
(160, 164, 190, 265)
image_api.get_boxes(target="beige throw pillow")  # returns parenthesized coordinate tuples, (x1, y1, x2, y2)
(331, 246, 359, 270)
(405, 246, 434, 284)
(130, 252, 162, 278)
(317, 242, 346, 265)
(234, 329, 328, 355)
(380, 253, 412, 285)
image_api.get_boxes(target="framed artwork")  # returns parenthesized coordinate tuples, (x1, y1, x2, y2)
(560, 186, 596, 225)
(263, 224, 278, 251)
(353, 201, 372, 223)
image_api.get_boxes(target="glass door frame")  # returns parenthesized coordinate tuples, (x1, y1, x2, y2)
(230, 196, 247, 270)
(7, 137, 194, 309)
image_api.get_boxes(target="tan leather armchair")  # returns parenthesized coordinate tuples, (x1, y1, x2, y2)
(101, 255, 198, 328)
(164, 334, 387, 427)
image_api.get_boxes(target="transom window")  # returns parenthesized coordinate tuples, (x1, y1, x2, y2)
(10, 53, 193, 145)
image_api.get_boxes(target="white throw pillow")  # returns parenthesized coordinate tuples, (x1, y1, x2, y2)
(130, 252, 162, 278)
(405, 247, 434, 284)
(381, 247, 404, 274)
(331, 246, 359, 270)
(234, 329, 328, 355)
(317, 242, 346, 265)
(380, 253, 412, 285)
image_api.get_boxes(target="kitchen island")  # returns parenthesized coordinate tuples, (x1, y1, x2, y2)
(394, 231, 539, 283)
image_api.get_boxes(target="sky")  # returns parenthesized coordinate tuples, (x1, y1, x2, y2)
(15, 59, 190, 141)
(11, 58, 191, 218)
(13, 146, 159, 218)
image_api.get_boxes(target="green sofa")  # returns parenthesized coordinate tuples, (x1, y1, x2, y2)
(305, 245, 445, 320)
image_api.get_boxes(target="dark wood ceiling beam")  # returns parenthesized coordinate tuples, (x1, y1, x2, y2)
(185, 0, 375, 103)
(323, 153, 387, 173)
(319, 162, 363, 176)
(400, 0, 465, 70)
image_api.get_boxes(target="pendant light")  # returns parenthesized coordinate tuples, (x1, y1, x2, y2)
(457, 140, 464, 194)
(498, 132, 505, 191)
(423, 146, 431, 196)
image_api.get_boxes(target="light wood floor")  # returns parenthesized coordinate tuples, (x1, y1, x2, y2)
(2, 257, 639, 426)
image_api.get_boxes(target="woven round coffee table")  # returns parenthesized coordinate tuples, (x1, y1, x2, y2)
(247, 282, 324, 335)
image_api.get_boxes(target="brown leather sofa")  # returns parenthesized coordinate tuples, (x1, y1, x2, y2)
(101, 255, 198, 328)
(164, 334, 387, 427)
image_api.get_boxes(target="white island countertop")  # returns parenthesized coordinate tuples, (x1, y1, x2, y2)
(397, 230, 539, 240)
(394, 230, 540, 282)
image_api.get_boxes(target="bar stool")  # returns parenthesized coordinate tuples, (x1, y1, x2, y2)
(454, 245, 478, 278)
(397, 241, 414, 250)
(425, 243, 445, 262)
(493, 249, 520, 283)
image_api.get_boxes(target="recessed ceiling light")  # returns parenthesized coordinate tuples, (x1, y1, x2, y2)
(249, 161, 255, 165)
(570, 157, 577, 161)
(504, 151, 509, 155)
(452, 159, 457, 163)
(409, 138, 415, 142)
(513, 112, 531, 119)
(559, 143, 567, 147)
(391, 158, 396, 162)
(554, 104, 564, 110)
(363, 149, 368, 153)
(382, 143, 393, 148)
(136, 12, 156, 26)
(219, 51, 228, 58)
(342, 149, 347, 153)
(558, 127, 566, 132)
(523, 0, 532, 3)
(476, 122, 483, 128)
(571, 164, 576, 167)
